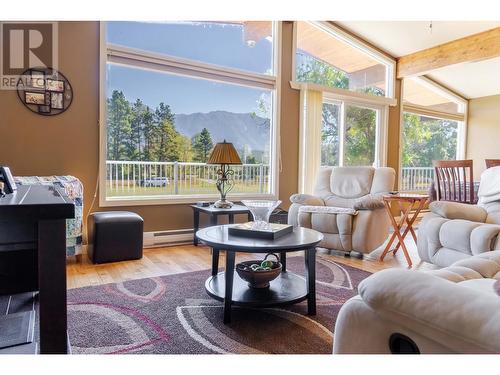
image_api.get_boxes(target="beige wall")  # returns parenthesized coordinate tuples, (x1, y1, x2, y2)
(466, 94, 500, 178)
(387, 79, 402, 188)
(0, 22, 101, 228)
(278, 22, 300, 209)
(0, 21, 401, 235)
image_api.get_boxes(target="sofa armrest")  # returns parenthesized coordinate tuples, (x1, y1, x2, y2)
(289, 193, 324, 206)
(353, 195, 385, 210)
(358, 269, 500, 353)
(429, 201, 487, 222)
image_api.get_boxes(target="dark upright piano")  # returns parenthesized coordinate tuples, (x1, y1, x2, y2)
(0, 185, 75, 354)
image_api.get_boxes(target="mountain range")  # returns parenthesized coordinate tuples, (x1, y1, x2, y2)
(174, 110, 270, 153)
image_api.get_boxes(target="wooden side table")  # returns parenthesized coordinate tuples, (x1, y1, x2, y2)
(190, 204, 252, 246)
(379, 193, 429, 268)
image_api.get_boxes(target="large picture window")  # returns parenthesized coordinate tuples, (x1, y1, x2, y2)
(100, 22, 278, 204)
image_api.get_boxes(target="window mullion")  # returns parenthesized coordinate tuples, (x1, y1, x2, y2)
(374, 109, 381, 167)
(339, 101, 346, 167)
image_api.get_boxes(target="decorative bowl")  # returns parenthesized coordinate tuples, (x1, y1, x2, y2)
(235, 253, 282, 289)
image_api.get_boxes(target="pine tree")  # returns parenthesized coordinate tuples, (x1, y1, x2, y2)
(142, 107, 155, 161)
(107, 90, 132, 160)
(191, 128, 214, 162)
(153, 103, 177, 161)
(129, 99, 145, 160)
(154, 119, 184, 162)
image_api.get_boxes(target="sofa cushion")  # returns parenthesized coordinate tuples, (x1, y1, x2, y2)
(431, 247, 471, 267)
(439, 220, 481, 255)
(451, 257, 500, 279)
(370, 167, 396, 195)
(429, 266, 484, 283)
(330, 167, 374, 199)
(429, 201, 487, 222)
(436, 221, 500, 256)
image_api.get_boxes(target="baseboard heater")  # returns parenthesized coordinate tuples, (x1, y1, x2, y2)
(143, 229, 194, 248)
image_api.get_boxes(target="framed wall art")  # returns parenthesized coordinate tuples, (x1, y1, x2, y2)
(16, 68, 73, 116)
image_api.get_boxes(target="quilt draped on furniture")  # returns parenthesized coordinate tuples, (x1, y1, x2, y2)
(15, 175, 83, 256)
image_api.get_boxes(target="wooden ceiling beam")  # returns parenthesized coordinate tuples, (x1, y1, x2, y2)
(397, 27, 500, 78)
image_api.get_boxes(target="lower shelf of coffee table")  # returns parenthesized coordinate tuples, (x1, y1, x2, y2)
(205, 271, 308, 307)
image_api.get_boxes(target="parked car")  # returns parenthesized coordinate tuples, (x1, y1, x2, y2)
(139, 177, 170, 187)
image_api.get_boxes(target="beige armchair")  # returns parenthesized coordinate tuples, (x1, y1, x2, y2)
(288, 166, 396, 255)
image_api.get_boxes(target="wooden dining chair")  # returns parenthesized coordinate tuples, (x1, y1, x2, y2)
(485, 159, 500, 169)
(433, 160, 475, 204)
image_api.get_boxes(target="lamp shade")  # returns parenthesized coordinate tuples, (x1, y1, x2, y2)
(207, 140, 242, 165)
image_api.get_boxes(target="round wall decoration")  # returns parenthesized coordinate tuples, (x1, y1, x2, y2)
(16, 67, 73, 116)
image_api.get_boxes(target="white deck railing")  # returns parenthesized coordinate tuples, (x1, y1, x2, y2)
(400, 167, 434, 192)
(106, 160, 270, 196)
(106, 161, 433, 196)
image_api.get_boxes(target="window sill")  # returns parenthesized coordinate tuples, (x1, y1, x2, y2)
(99, 193, 279, 207)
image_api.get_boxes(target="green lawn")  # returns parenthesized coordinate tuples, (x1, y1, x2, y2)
(106, 180, 269, 197)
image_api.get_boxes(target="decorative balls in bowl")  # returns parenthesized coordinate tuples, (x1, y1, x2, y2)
(236, 253, 282, 289)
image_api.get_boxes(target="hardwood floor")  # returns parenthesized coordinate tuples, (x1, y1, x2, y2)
(66, 234, 438, 289)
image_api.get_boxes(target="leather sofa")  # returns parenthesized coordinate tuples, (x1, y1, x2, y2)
(333, 251, 500, 354)
(418, 167, 500, 267)
(288, 166, 395, 255)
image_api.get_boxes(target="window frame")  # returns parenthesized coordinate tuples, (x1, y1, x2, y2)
(99, 21, 282, 206)
(399, 76, 468, 192)
(292, 21, 397, 99)
(290, 21, 395, 176)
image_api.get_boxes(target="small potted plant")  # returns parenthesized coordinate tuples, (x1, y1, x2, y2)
(236, 253, 282, 289)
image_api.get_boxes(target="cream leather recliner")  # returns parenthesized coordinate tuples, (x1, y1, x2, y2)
(418, 166, 500, 267)
(333, 251, 500, 354)
(288, 166, 396, 255)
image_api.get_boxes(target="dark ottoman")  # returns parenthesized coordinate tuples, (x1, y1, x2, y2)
(88, 211, 143, 264)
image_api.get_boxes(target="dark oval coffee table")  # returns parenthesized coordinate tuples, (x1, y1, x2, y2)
(196, 225, 323, 324)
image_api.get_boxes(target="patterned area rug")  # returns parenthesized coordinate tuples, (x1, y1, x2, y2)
(67, 256, 371, 354)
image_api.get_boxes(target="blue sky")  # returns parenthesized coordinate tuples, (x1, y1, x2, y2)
(107, 22, 273, 115)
